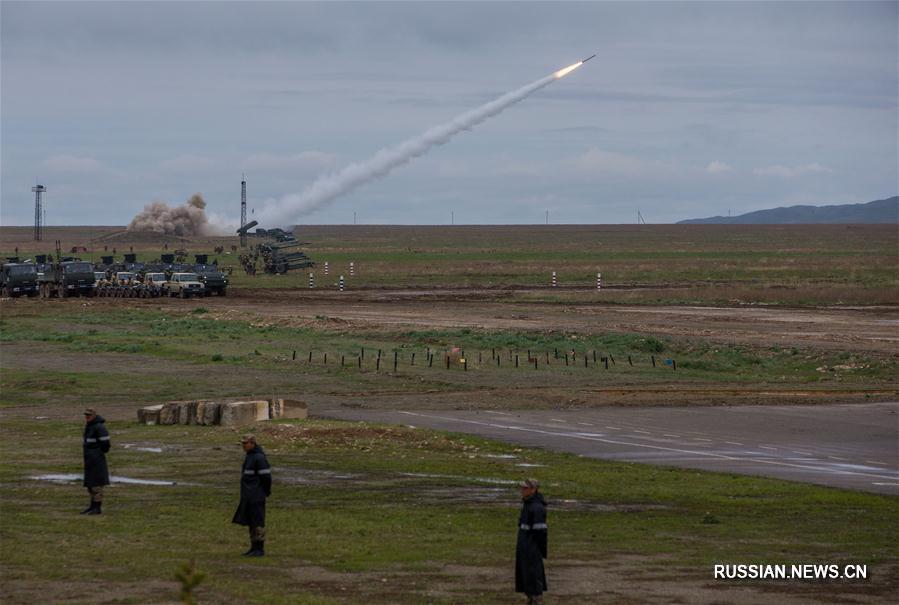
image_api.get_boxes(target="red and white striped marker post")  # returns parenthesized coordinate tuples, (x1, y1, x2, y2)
(338, 275, 344, 291)
(551, 271, 557, 287)
(309, 273, 315, 289)
(596, 272, 602, 290)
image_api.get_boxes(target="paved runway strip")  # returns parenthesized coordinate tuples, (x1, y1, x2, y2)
(318, 402, 899, 495)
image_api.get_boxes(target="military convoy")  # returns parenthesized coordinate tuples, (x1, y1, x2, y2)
(90, 256, 223, 298)
(3, 226, 313, 301)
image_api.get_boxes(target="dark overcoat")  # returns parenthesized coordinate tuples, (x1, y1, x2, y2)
(83, 415, 111, 487)
(232, 445, 271, 528)
(515, 492, 548, 595)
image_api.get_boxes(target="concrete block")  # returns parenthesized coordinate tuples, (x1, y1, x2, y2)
(253, 400, 270, 421)
(159, 402, 181, 425)
(137, 404, 164, 425)
(202, 402, 222, 426)
(178, 401, 194, 425)
(194, 401, 207, 425)
(220, 400, 269, 426)
(271, 398, 308, 420)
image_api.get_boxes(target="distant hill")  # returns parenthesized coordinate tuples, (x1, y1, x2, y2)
(678, 196, 898, 224)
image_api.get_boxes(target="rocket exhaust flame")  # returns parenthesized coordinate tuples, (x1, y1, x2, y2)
(259, 57, 593, 227)
(553, 61, 584, 79)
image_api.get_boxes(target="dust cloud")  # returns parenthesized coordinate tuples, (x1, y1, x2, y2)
(127, 193, 211, 236)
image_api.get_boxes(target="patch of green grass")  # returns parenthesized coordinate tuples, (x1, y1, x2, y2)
(0, 417, 896, 604)
(2, 308, 896, 404)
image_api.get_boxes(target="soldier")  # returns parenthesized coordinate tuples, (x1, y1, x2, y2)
(232, 434, 271, 556)
(515, 478, 548, 605)
(81, 408, 110, 515)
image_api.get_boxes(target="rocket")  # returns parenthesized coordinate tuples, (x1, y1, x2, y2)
(582, 54, 596, 63)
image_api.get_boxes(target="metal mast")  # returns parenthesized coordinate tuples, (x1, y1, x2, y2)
(32, 184, 46, 241)
(240, 174, 247, 247)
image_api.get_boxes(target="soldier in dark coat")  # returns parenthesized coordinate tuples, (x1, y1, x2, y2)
(232, 434, 271, 556)
(515, 478, 548, 605)
(81, 408, 110, 515)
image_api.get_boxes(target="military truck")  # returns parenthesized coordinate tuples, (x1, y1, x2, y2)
(1, 262, 39, 297)
(39, 260, 95, 298)
(194, 264, 228, 296)
(167, 273, 205, 298)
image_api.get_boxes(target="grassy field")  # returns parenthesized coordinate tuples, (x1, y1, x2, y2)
(2, 224, 897, 603)
(2, 224, 897, 305)
(1, 415, 897, 604)
(1, 305, 896, 410)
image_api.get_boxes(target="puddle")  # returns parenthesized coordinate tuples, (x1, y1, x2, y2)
(277, 469, 364, 485)
(400, 472, 518, 485)
(551, 498, 668, 513)
(484, 454, 516, 459)
(31, 474, 179, 486)
(516, 463, 545, 468)
(399, 485, 511, 505)
(123, 444, 164, 453)
(474, 477, 519, 485)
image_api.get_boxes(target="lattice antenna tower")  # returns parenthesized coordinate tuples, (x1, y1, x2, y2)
(32, 182, 46, 241)
(240, 174, 247, 247)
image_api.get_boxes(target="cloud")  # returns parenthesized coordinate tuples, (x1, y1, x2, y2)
(573, 148, 671, 178)
(753, 163, 830, 178)
(706, 160, 734, 174)
(158, 155, 215, 173)
(43, 154, 104, 173)
(242, 151, 337, 173)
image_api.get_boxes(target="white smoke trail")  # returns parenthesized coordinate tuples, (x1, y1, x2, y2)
(259, 63, 581, 227)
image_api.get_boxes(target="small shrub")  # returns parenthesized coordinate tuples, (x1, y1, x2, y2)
(638, 337, 666, 353)
(192, 307, 209, 314)
(702, 512, 721, 524)
(175, 559, 205, 605)
(211, 353, 224, 362)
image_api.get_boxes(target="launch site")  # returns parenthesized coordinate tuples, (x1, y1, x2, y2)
(1, 3, 897, 605)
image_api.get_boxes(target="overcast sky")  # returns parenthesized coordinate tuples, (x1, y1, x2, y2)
(2, 1, 896, 226)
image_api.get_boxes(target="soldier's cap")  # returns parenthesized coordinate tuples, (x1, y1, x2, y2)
(519, 478, 539, 490)
(83, 407, 97, 416)
(239, 434, 257, 444)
